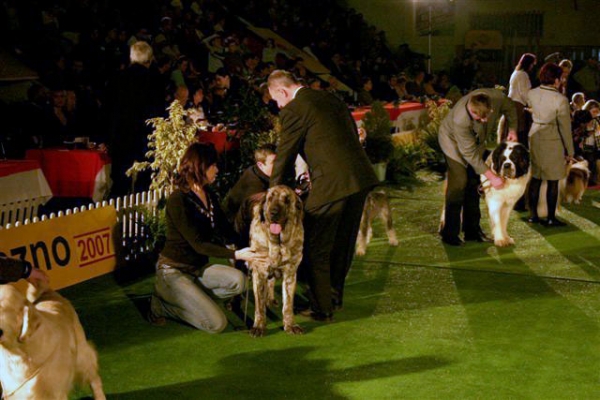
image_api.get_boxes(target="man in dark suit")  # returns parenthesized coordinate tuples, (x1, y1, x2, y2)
(267, 70, 379, 321)
(438, 89, 518, 246)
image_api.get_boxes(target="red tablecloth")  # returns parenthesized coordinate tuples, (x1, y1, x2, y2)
(197, 130, 240, 154)
(0, 160, 53, 205)
(351, 102, 427, 122)
(25, 149, 112, 201)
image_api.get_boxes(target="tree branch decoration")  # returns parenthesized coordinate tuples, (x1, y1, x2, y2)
(126, 100, 197, 191)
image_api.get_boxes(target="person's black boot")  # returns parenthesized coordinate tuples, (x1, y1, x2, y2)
(544, 180, 567, 227)
(527, 177, 542, 223)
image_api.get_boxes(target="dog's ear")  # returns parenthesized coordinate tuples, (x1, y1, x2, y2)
(18, 304, 39, 342)
(512, 145, 530, 177)
(258, 193, 268, 223)
(491, 144, 505, 173)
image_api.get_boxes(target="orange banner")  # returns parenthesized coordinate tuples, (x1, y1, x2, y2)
(0, 207, 117, 290)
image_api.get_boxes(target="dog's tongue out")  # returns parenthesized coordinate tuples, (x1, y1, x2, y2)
(270, 223, 282, 235)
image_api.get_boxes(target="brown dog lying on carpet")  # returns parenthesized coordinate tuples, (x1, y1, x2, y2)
(355, 189, 398, 256)
(247, 185, 304, 337)
(0, 280, 105, 400)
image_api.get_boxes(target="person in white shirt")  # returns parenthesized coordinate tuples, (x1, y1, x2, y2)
(508, 53, 537, 146)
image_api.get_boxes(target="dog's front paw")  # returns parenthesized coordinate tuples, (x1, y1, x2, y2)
(494, 236, 514, 247)
(388, 237, 399, 246)
(284, 324, 304, 335)
(249, 327, 266, 337)
(355, 246, 366, 256)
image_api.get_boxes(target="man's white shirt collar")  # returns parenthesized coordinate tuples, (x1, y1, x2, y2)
(292, 86, 304, 99)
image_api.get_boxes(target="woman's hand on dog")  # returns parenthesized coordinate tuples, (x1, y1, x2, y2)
(235, 248, 269, 263)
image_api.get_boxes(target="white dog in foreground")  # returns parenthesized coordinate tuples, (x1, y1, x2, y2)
(0, 280, 105, 400)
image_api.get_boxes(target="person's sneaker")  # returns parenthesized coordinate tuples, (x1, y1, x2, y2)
(527, 216, 541, 224)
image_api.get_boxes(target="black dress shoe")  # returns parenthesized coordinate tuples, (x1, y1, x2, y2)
(543, 218, 567, 227)
(332, 299, 343, 312)
(308, 311, 333, 322)
(441, 236, 464, 246)
(527, 216, 541, 224)
(464, 232, 493, 243)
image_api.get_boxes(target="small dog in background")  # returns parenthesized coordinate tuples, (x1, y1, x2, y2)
(0, 280, 105, 399)
(561, 158, 590, 204)
(355, 189, 398, 256)
(536, 158, 590, 218)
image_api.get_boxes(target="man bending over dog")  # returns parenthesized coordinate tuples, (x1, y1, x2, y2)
(267, 70, 378, 321)
(439, 89, 518, 246)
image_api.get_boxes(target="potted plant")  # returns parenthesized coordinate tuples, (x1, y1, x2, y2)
(362, 101, 394, 180)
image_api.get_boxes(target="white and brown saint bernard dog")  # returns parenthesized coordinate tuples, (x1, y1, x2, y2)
(480, 142, 530, 247)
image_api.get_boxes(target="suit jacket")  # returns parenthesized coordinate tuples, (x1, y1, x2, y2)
(438, 88, 517, 174)
(270, 88, 378, 211)
(527, 85, 573, 180)
(222, 165, 269, 222)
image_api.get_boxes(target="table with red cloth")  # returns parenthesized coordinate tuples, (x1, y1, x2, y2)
(0, 159, 53, 205)
(25, 149, 112, 202)
(352, 102, 430, 132)
(197, 129, 240, 155)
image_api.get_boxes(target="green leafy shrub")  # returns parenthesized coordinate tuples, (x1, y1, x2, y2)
(387, 141, 434, 184)
(362, 101, 394, 163)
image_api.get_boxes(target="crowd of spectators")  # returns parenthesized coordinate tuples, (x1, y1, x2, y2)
(0, 0, 598, 179)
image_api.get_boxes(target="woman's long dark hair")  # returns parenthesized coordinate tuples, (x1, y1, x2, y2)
(174, 142, 218, 192)
(516, 53, 536, 72)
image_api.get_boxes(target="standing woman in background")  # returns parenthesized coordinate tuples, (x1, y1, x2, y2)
(526, 63, 574, 227)
(508, 53, 537, 146)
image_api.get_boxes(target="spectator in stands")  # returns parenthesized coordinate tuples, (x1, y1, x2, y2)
(377, 75, 400, 102)
(0, 256, 49, 285)
(422, 73, 439, 97)
(558, 59, 573, 97)
(106, 41, 165, 196)
(257, 82, 279, 115)
(508, 53, 536, 145)
(574, 57, 600, 100)
(174, 85, 189, 106)
(571, 109, 593, 157)
(571, 92, 586, 115)
(186, 84, 209, 123)
(406, 70, 426, 97)
(170, 56, 190, 88)
(148, 143, 267, 332)
(153, 16, 181, 60)
(261, 38, 278, 63)
(204, 34, 226, 73)
(356, 77, 374, 106)
(527, 63, 574, 227)
(581, 99, 600, 184)
(44, 88, 77, 147)
(20, 83, 50, 151)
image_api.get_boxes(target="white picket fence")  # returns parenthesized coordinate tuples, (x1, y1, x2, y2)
(0, 189, 171, 260)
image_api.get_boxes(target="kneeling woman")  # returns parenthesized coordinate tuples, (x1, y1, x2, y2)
(149, 143, 266, 332)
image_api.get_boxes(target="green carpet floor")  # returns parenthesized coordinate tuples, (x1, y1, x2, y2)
(63, 175, 600, 399)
